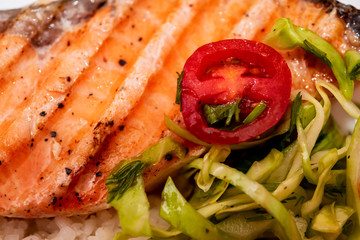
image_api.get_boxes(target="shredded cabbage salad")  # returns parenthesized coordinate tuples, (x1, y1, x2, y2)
(105, 18, 360, 240)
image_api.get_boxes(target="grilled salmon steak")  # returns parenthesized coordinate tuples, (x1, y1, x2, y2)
(0, 0, 358, 217)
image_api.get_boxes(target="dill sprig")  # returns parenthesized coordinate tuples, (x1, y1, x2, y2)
(106, 160, 145, 203)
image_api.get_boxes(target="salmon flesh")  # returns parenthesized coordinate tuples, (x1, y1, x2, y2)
(0, 0, 358, 217)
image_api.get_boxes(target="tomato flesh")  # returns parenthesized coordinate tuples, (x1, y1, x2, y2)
(180, 39, 292, 145)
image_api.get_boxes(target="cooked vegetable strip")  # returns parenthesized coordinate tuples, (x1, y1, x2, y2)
(311, 203, 354, 239)
(164, 115, 211, 147)
(188, 160, 302, 240)
(196, 145, 230, 192)
(160, 178, 236, 240)
(111, 176, 152, 239)
(296, 117, 317, 184)
(316, 80, 360, 119)
(281, 93, 302, 146)
(243, 101, 267, 124)
(245, 148, 283, 183)
(164, 115, 289, 150)
(189, 179, 229, 209)
(301, 149, 339, 217)
(175, 71, 184, 110)
(346, 117, 360, 239)
(197, 193, 252, 218)
(267, 141, 299, 182)
(345, 50, 360, 80)
(288, 90, 325, 177)
(106, 137, 187, 239)
(264, 18, 353, 99)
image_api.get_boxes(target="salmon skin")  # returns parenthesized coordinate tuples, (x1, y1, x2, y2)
(0, 0, 358, 218)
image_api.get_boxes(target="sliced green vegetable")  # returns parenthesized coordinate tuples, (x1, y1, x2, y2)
(188, 159, 302, 240)
(264, 18, 353, 99)
(164, 115, 211, 147)
(312, 203, 354, 239)
(245, 148, 283, 183)
(110, 176, 152, 238)
(165, 115, 289, 150)
(316, 80, 360, 119)
(189, 179, 229, 209)
(301, 149, 339, 217)
(312, 118, 345, 155)
(141, 136, 187, 165)
(175, 71, 184, 110)
(106, 137, 187, 239)
(216, 212, 274, 240)
(287, 90, 325, 177)
(346, 116, 360, 239)
(268, 141, 299, 182)
(196, 145, 231, 192)
(345, 50, 360, 80)
(242, 101, 267, 124)
(281, 92, 302, 147)
(297, 116, 317, 184)
(160, 177, 236, 240)
(203, 99, 241, 127)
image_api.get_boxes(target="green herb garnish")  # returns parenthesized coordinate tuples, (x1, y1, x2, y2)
(175, 71, 184, 110)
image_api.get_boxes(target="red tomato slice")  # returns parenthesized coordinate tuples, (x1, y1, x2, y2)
(180, 39, 291, 145)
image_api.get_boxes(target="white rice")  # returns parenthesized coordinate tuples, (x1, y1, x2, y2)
(0, 208, 121, 240)
(0, 195, 166, 240)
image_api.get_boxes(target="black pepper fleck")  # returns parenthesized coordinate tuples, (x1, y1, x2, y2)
(51, 197, 57, 205)
(138, 37, 143, 41)
(96, 171, 102, 177)
(75, 192, 79, 196)
(40, 111, 46, 116)
(96, 161, 100, 166)
(50, 131, 57, 138)
(77, 197, 82, 201)
(66, 76, 71, 82)
(57, 103, 64, 109)
(65, 168, 72, 175)
(40, 177, 43, 180)
(119, 59, 127, 66)
(45, 138, 48, 142)
(30, 143, 33, 147)
(119, 125, 125, 131)
(68, 150, 71, 155)
(165, 154, 173, 161)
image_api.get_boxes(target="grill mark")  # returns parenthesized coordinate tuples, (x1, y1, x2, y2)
(0, 2, 135, 165)
(230, 0, 278, 40)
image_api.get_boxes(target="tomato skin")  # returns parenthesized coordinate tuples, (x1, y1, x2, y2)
(180, 39, 292, 145)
